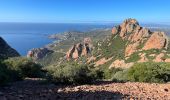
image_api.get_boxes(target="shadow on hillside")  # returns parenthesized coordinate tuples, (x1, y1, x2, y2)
(0, 79, 130, 100)
(0, 90, 128, 100)
(54, 91, 128, 100)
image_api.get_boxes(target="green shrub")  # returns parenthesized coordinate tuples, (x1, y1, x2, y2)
(0, 61, 21, 85)
(0, 62, 11, 85)
(4, 57, 43, 78)
(127, 62, 170, 83)
(111, 69, 128, 82)
(45, 62, 98, 84)
(102, 68, 122, 80)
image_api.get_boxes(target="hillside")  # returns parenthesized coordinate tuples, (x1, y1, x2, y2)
(0, 37, 20, 59)
(27, 29, 112, 66)
(89, 18, 170, 69)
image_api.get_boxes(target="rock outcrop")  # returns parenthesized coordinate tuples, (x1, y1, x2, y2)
(143, 32, 168, 50)
(0, 37, 20, 59)
(27, 48, 53, 60)
(66, 37, 92, 60)
(112, 18, 168, 57)
(112, 18, 140, 39)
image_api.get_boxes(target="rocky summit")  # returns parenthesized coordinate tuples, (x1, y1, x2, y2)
(112, 18, 168, 56)
(0, 37, 20, 59)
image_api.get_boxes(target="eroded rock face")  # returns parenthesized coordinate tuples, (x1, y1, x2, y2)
(66, 37, 92, 60)
(125, 41, 140, 56)
(143, 32, 168, 50)
(27, 48, 53, 60)
(0, 37, 20, 59)
(128, 28, 150, 42)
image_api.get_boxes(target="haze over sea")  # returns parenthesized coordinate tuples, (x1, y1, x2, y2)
(0, 22, 112, 55)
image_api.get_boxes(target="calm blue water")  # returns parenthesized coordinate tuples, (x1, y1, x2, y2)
(0, 23, 112, 55)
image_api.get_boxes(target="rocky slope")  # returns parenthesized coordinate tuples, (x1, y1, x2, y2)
(86, 18, 170, 69)
(0, 37, 20, 59)
(0, 78, 169, 100)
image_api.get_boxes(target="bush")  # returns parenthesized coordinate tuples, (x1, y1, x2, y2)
(99, 66, 123, 80)
(111, 69, 128, 82)
(127, 62, 170, 83)
(0, 61, 21, 85)
(4, 57, 43, 78)
(45, 62, 98, 84)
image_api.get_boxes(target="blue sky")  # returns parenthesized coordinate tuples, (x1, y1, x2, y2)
(0, 0, 170, 23)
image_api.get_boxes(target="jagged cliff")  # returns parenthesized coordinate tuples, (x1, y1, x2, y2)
(0, 37, 20, 59)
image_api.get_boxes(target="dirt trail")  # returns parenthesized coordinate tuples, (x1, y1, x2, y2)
(0, 78, 170, 100)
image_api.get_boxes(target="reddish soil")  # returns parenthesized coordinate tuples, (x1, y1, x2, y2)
(0, 78, 170, 100)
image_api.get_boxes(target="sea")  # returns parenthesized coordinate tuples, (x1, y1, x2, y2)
(0, 23, 113, 56)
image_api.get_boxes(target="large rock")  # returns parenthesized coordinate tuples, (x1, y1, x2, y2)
(143, 32, 168, 50)
(0, 37, 20, 59)
(66, 37, 92, 60)
(27, 48, 53, 60)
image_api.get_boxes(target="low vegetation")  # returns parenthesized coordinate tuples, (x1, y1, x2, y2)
(127, 62, 170, 83)
(45, 62, 100, 84)
(111, 62, 170, 83)
(0, 57, 43, 85)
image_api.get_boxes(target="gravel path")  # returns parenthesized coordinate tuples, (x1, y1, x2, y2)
(0, 78, 170, 100)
